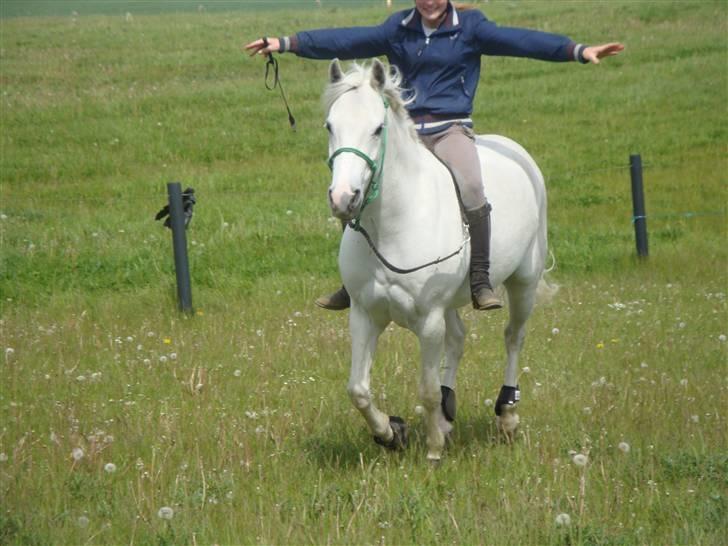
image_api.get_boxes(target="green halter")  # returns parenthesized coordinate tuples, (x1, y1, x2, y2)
(326, 98, 390, 230)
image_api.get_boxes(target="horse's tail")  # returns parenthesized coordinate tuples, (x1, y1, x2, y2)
(537, 250, 559, 304)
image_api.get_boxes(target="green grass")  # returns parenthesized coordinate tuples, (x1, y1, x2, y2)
(1, 1, 727, 544)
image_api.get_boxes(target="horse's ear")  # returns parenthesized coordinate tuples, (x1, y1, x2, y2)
(371, 58, 386, 91)
(329, 59, 343, 83)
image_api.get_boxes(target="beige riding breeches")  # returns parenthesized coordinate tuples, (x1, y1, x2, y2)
(419, 123, 487, 211)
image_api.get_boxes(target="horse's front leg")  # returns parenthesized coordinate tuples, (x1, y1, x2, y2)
(347, 304, 399, 447)
(417, 311, 448, 462)
(440, 309, 466, 426)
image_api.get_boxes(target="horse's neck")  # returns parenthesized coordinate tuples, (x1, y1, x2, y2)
(365, 122, 460, 236)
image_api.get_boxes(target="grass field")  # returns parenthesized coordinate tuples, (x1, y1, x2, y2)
(1, 1, 726, 544)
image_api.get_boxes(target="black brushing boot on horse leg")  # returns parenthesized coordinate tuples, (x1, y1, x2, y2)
(466, 203, 502, 311)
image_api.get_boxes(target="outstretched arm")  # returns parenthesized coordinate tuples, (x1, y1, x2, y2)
(582, 42, 624, 64)
(244, 37, 280, 57)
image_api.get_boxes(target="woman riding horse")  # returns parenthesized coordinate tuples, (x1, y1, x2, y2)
(246, 0, 623, 311)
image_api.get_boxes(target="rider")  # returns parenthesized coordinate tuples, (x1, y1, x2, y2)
(246, 1, 623, 311)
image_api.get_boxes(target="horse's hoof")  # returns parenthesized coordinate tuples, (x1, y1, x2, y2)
(496, 411, 520, 441)
(374, 416, 408, 450)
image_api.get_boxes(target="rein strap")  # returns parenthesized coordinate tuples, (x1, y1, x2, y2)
(348, 220, 469, 275)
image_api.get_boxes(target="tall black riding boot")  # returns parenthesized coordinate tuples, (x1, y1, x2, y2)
(465, 204, 503, 311)
(315, 219, 351, 311)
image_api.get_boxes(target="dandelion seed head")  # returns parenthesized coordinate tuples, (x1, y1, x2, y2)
(680, 378, 688, 387)
(719, 334, 726, 342)
(233, 369, 242, 377)
(618, 442, 630, 453)
(159, 355, 167, 363)
(77, 515, 90, 528)
(414, 405, 424, 415)
(72, 447, 84, 461)
(484, 398, 493, 407)
(522, 366, 531, 374)
(555, 513, 571, 527)
(572, 453, 588, 467)
(169, 352, 177, 361)
(5, 347, 14, 358)
(690, 414, 699, 423)
(157, 506, 174, 520)
(551, 327, 560, 335)
(104, 462, 117, 473)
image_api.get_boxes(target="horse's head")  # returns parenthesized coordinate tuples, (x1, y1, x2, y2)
(324, 59, 391, 220)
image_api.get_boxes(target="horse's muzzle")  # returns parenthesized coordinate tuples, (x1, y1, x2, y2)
(328, 186, 362, 220)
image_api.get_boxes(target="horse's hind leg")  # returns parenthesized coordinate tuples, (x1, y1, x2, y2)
(440, 309, 465, 428)
(347, 305, 399, 447)
(497, 280, 538, 437)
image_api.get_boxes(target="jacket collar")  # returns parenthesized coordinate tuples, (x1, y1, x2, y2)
(400, 2, 460, 32)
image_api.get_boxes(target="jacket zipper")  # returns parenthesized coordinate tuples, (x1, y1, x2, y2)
(417, 36, 431, 57)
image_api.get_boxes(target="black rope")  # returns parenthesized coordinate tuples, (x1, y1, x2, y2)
(263, 46, 296, 131)
(348, 221, 468, 275)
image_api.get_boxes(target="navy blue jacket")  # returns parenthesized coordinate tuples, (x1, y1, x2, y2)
(287, 3, 586, 121)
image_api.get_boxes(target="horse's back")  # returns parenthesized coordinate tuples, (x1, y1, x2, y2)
(475, 135, 547, 286)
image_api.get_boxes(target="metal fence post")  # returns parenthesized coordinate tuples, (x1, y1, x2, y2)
(630, 154, 649, 258)
(167, 182, 193, 313)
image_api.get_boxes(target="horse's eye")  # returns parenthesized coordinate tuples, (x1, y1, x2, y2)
(373, 124, 384, 137)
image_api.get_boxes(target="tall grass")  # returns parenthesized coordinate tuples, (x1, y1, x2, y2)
(1, 1, 726, 544)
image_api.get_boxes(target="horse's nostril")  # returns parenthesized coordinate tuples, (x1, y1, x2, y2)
(353, 189, 361, 200)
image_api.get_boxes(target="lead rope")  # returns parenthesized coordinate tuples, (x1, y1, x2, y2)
(263, 40, 296, 131)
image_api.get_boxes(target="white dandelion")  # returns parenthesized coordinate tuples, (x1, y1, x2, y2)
(551, 327, 560, 336)
(233, 369, 242, 377)
(719, 334, 726, 342)
(572, 453, 588, 467)
(618, 442, 630, 454)
(72, 447, 85, 461)
(555, 513, 571, 527)
(484, 398, 493, 407)
(157, 506, 174, 520)
(5, 347, 14, 358)
(414, 405, 424, 415)
(104, 462, 117, 473)
(77, 515, 90, 528)
(522, 366, 531, 374)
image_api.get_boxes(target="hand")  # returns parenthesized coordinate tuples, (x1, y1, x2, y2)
(582, 42, 624, 64)
(244, 37, 280, 57)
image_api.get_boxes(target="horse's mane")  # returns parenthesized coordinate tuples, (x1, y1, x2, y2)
(323, 61, 418, 141)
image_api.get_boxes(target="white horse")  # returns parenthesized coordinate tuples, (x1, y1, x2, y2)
(324, 59, 548, 461)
